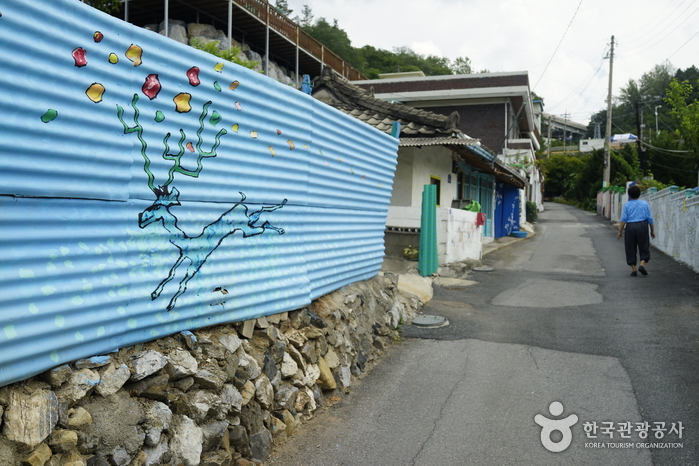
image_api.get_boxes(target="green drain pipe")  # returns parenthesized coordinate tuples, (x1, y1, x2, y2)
(419, 184, 438, 276)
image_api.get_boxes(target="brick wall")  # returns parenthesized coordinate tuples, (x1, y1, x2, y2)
(425, 104, 506, 152)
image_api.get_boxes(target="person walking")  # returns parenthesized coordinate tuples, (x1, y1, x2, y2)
(616, 184, 655, 276)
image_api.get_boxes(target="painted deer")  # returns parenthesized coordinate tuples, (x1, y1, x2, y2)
(139, 186, 287, 310)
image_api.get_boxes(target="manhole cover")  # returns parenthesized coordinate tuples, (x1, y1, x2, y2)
(412, 315, 447, 327)
(473, 266, 494, 272)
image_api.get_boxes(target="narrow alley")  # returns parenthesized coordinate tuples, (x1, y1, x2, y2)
(267, 202, 699, 465)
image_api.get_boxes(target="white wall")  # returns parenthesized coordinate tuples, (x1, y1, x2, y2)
(442, 208, 482, 263)
(386, 206, 421, 228)
(640, 187, 699, 272)
(408, 146, 457, 208)
(390, 149, 413, 207)
(386, 207, 482, 265)
(386, 146, 482, 264)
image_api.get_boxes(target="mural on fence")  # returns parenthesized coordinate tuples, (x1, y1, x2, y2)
(0, 0, 398, 387)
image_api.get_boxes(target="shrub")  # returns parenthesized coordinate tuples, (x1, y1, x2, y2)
(525, 201, 538, 223)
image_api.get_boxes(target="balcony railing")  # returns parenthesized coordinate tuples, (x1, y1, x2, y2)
(233, 0, 365, 80)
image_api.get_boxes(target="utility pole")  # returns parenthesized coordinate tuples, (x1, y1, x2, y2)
(547, 116, 552, 159)
(563, 112, 569, 153)
(603, 35, 614, 188)
(635, 101, 645, 173)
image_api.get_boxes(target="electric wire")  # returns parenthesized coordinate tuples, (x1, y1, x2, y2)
(547, 55, 607, 113)
(668, 29, 699, 59)
(620, 0, 687, 45)
(640, 140, 693, 157)
(633, 2, 698, 52)
(647, 160, 697, 173)
(533, 0, 583, 91)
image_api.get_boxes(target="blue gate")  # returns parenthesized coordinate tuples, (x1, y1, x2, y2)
(494, 183, 520, 238)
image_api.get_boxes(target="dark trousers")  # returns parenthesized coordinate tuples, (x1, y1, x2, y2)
(624, 221, 651, 266)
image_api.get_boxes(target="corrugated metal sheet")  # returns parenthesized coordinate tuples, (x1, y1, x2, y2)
(0, 0, 398, 387)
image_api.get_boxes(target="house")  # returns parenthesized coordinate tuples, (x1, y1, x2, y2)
(312, 67, 527, 265)
(352, 72, 545, 233)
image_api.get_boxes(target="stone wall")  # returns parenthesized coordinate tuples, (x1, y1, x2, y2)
(0, 273, 429, 466)
(148, 20, 299, 87)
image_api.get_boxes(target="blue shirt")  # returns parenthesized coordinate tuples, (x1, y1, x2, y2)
(621, 199, 654, 224)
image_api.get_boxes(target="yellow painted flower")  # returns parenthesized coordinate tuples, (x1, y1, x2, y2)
(85, 83, 105, 103)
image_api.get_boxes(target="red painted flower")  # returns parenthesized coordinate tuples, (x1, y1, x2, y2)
(187, 67, 200, 87)
(72, 47, 87, 67)
(142, 74, 161, 100)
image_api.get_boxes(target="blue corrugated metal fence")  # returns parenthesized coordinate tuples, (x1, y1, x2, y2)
(0, 0, 398, 387)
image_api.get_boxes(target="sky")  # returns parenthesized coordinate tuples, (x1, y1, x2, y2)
(285, 0, 699, 126)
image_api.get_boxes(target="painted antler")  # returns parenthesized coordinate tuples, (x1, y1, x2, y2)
(117, 94, 227, 191)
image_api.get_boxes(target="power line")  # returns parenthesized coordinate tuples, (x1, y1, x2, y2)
(633, 4, 699, 55)
(647, 160, 697, 173)
(621, 0, 689, 46)
(669, 29, 699, 59)
(640, 140, 693, 157)
(533, 0, 583, 91)
(547, 55, 606, 113)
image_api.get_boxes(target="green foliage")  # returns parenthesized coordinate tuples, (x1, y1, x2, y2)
(298, 6, 474, 78)
(635, 177, 667, 192)
(84, 0, 121, 13)
(586, 62, 677, 139)
(666, 78, 699, 150)
(532, 91, 544, 105)
(525, 201, 538, 223)
(541, 153, 584, 198)
(298, 5, 314, 27)
(663, 77, 699, 187)
(304, 18, 358, 66)
(452, 57, 473, 75)
(565, 149, 640, 202)
(274, 0, 293, 16)
(189, 38, 258, 71)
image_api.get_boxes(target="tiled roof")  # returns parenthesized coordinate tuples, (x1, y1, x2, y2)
(311, 67, 527, 188)
(399, 136, 480, 147)
(312, 67, 460, 137)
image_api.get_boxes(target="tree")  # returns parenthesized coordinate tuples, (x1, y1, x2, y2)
(452, 57, 472, 75)
(664, 77, 699, 187)
(83, 0, 121, 13)
(567, 149, 640, 203)
(297, 5, 314, 27)
(540, 153, 583, 198)
(300, 15, 475, 79)
(274, 0, 293, 16)
(303, 18, 357, 66)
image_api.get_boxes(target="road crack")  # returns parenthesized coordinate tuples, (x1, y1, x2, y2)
(527, 346, 539, 370)
(411, 353, 470, 465)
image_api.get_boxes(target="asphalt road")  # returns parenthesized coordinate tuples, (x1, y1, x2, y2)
(266, 202, 699, 465)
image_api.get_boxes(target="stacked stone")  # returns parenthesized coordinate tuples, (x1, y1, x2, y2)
(145, 20, 298, 87)
(0, 273, 425, 466)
